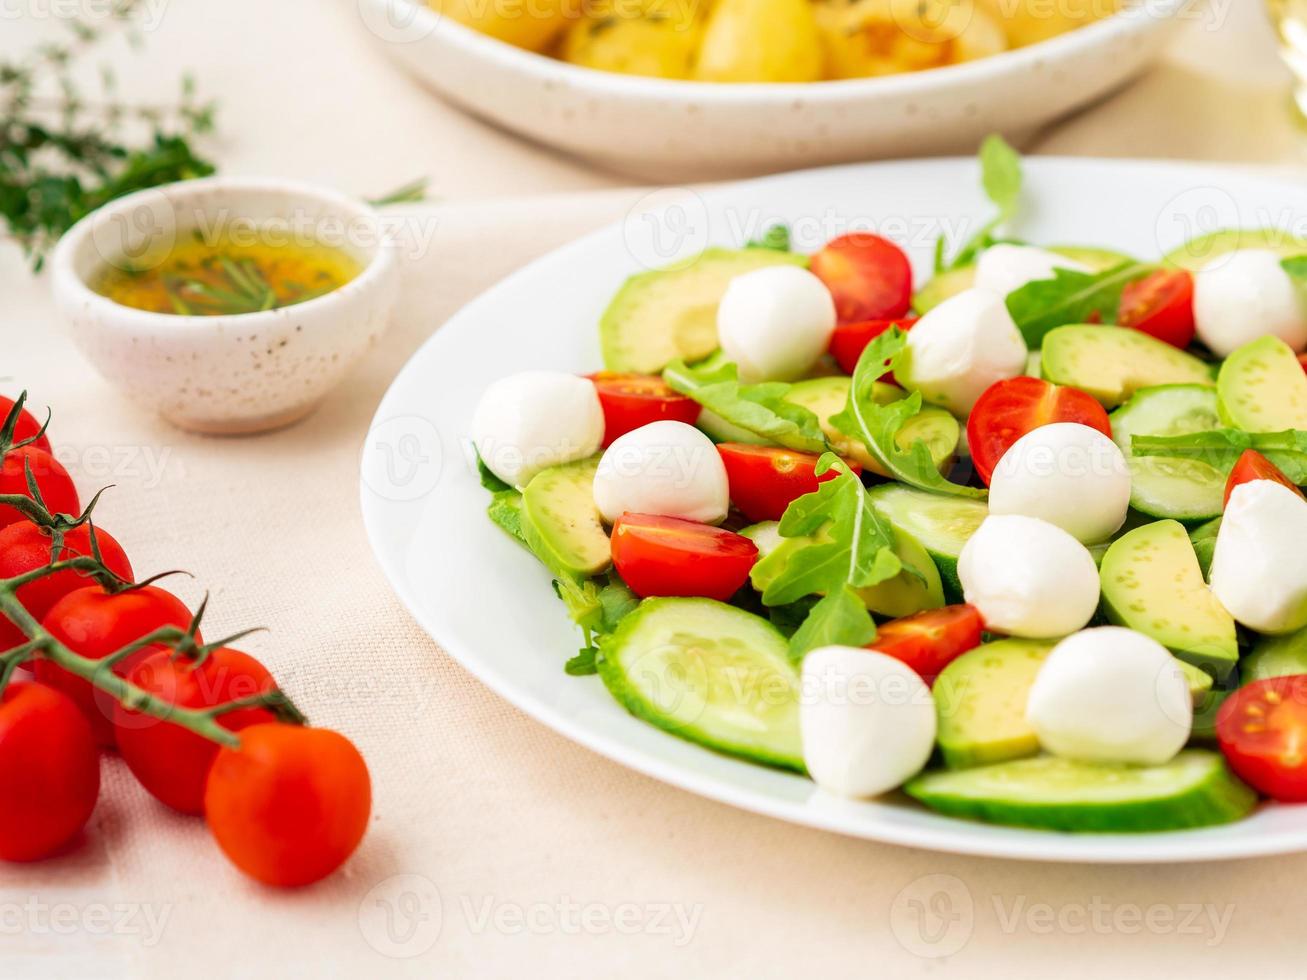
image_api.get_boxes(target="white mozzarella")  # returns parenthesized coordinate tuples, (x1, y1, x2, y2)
(592, 420, 729, 525)
(800, 645, 936, 798)
(957, 514, 1100, 638)
(1193, 249, 1307, 357)
(716, 266, 836, 382)
(900, 287, 1028, 415)
(988, 422, 1131, 544)
(1209, 480, 1307, 634)
(470, 370, 604, 488)
(974, 244, 1090, 296)
(1026, 627, 1192, 765)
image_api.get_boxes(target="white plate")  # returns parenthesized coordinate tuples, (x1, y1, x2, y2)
(361, 156, 1307, 862)
(357, 0, 1190, 182)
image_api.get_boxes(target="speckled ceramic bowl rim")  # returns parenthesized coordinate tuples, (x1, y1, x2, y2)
(50, 176, 397, 334)
(374, 0, 1191, 100)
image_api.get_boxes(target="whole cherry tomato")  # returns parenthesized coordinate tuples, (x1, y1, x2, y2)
(717, 443, 861, 523)
(1224, 449, 1304, 507)
(1117, 269, 1195, 350)
(588, 373, 701, 446)
(1217, 674, 1307, 801)
(611, 514, 758, 601)
(829, 317, 917, 377)
(869, 604, 985, 685)
(0, 445, 79, 530)
(0, 396, 51, 455)
(809, 233, 913, 324)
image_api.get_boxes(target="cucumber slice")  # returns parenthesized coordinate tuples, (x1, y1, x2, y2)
(1242, 624, 1307, 683)
(597, 598, 804, 771)
(1163, 227, 1307, 271)
(1110, 384, 1222, 443)
(738, 521, 783, 556)
(1217, 335, 1307, 431)
(867, 485, 988, 602)
(934, 639, 1053, 769)
(1041, 326, 1215, 409)
(904, 750, 1257, 833)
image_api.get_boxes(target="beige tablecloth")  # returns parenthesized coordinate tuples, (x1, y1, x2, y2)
(4, 0, 1307, 977)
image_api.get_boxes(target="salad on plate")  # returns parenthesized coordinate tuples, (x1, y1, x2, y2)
(469, 137, 1307, 835)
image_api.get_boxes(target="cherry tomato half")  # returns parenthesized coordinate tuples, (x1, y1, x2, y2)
(1117, 269, 1196, 350)
(611, 514, 758, 602)
(717, 444, 861, 523)
(0, 522, 134, 654)
(809, 233, 913, 324)
(115, 647, 279, 815)
(0, 396, 51, 455)
(589, 373, 701, 447)
(205, 723, 371, 887)
(829, 317, 918, 377)
(966, 377, 1112, 486)
(869, 604, 985, 685)
(1217, 674, 1307, 801)
(1224, 449, 1305, 507)
(0, 445, 80, 530)
(1299, 353, 1307, 375)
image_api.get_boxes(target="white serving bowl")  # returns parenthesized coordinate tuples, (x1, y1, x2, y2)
(51, 177, 400, 435)
(359, 0, 1191, 182)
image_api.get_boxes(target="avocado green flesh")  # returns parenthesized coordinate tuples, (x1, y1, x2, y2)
(1110, 385, 1225, 521)
(1041, 326, 1214, 409)
(597, 597, 803, 771)
(905, 750, 1256, 832)
(911, 245, 1131, 314)
(933, 639, 1052, 769)
(599, 248, 807, 374)
(1162, 227, 1307, 271)
(1099, 520, 1238, 682)
(1217, 335, 1307, 431)
(520, 457, 610, 579)
(1242, 625, 1307, 683)
(867, 485, 988, 602)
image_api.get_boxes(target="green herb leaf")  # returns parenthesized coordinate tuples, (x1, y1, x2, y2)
(662, 359, 828, 452)
(1004, 261, 1156, 348)
(1131, 429, 1307, 483)
(1282, 255, 1307, 292)
(830, 329, 986, 498)
(487, 490, 526, 544)
(748, 224, 791, 252)
(476, 452, 513, 493)
(565, 647, 600, 676)
(787, 586, 877, 661)
(939, 134, 1023, 270)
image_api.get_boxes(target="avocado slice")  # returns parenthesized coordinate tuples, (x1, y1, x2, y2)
(520, 457, 611, 579)
(933, 638, 1053, 769)
(599, 248, 807, 374)
(1099, 520, 1238, 682)
(911, 245, 1132, 313)
(1163, 227, 1307, 271)
(1041, 325, 1214, 408)
(1217, 335, 1307, 431)
(1242, 624, 1307, 683)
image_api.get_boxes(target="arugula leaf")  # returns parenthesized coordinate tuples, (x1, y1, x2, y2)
(941, 134, 1023, 270)
(1283, 255, 1307, 295)
(565, 647, 599, 676)
(487, 490, 526, 544)
(787, 586, 877, 661)
(1004, 261, 1155, 348)
(748, 224, 791, 252)
(476, 451, 513, 493)
(662, 359, 828, 452)
(829, 329, 986, 499)
(1131, 429, 1307, 483)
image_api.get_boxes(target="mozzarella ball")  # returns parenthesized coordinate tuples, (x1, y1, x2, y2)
(958, 514, 1100, 638)
(593, 420, 729, 524)
(899, 287, 1028, 415)
(717, 266, 836, 382)
(974, 244, 1091, 297)
(1026, 627, 1192, 765)
(471, 371, 604, 488)
(988, 422, 1131, 544)
(1210, 480, 1307, 634)
(800, 645, 936, 798)
(1194, 249, 1307, 357)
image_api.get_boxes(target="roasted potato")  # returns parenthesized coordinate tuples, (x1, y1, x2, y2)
(817, 0, 1006, 79)
(429, 0, 581, 52)
(561, 0, 705, 79)
(694, 0, 824, 83)
(978, 0, 1121, 48)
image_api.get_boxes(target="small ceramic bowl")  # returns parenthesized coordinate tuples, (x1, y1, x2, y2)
(51, 177, 400, 435)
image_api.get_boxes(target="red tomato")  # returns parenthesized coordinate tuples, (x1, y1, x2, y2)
(0, 682, 100, 862)
(115, 647, 278, 815)
(1299, 353, 1307, 375)
(717, 444, 861, 523)
(1216, 674, 1307, 801)
(829, 317, 918, 377)
(36, 585, 198, 745)
(1117, 269, 1195, 349)
(611, 514, 758, 602)
(0, 522, 134, 653)
(869, 604, 985, 685)
(0, 396, 51, 455)
(966, 377, 1112, 486)
(809, 233, 913, 324)
(205, 723, 371, 887)
(589, 373, 700, 446)
(1224, 449, 1304, 507)
(0, 445, 79, 529)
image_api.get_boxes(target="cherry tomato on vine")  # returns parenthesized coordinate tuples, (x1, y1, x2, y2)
(114, 647, 278, 815)
(1117, 269, 1195, 350)
(0, 396, 51, 455)
(869, 604, 985, 685)
(717, 443, 861, 523)
(37, 585, 199, 746)
(1224, 449, 1304, 507)
(588, 373, 701, 446)
(966, 377, 1112, 486)
(611, 514, 758, 601)
(0, 445, 79, 530)
(0, 682, 100, 862)
(829, 317, 917, 377)
(0, 522, 133, 654)
(205, 723, 371, 887)
(809, 233, 913, 324)
(1216, 674, 1307, 801)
